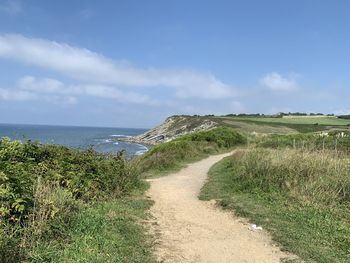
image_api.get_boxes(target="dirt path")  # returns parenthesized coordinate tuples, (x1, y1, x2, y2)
(147, 153, 294, 263)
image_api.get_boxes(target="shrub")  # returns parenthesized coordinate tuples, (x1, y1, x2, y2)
(137, 141, 219, 173)
(137, 127, 246, 174)
(180, 127, 246, 147)
(0, 138, 139, 261)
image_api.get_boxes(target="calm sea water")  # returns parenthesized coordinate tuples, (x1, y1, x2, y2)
(0, 123, 149, 157)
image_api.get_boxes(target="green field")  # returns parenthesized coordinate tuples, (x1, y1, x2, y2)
(220, 116, 350, 126)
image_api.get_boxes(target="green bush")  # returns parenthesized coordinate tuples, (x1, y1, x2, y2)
(137, 141, 219, 173)
(180, 127, 246, 147)
(0, 138, 138, 222)
(0, 138, 139, 262)
(137, 127, 246, 174)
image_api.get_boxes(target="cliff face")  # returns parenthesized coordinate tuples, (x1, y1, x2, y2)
(125, 116, 218, 145)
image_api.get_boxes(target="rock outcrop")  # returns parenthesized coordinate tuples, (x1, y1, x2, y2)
(121, 115, 218, 145)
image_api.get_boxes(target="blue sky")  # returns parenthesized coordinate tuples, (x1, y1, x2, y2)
(0, 0, 349, 128)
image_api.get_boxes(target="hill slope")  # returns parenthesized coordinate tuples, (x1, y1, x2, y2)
(122, 114, 350, 145)
(124, 116, 218, 145)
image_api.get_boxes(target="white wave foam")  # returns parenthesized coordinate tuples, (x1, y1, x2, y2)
(136, 143, 148, 150)
(135, 149, 147, 155)
(134, 144, 148, 155)
(110, 134, 131, 138)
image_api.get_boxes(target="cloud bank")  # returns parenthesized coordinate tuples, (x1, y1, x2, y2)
(7, 76, 157, 105)
(0, 34, 236, 100)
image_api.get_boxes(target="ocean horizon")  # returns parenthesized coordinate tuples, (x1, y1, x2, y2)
(0, 123, 149, 157)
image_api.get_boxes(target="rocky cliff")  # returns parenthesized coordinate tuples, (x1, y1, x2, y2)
(122, 115, 218, 145)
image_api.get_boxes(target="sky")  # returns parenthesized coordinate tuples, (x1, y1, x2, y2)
(0, 0, 349, 128)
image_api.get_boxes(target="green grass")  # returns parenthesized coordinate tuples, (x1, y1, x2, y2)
(136, 127, 246, 176)
(1, 127, 247, 262)
(0, 139, 150, 262)
(254, 132, 350, 153)
(215, 117, 338, 134)
(28, 182, 156, 263)
(136, 140, 220, 176)
(200, 149, 350, 263)
(6, 117, 349, 262)
(221, 116, 350, 126)
(217, 119, 298, 134)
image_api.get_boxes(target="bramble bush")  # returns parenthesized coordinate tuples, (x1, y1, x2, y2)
(0, 138, 139, 262)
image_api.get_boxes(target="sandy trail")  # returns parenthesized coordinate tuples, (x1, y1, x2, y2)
(147, 152, 294, 263)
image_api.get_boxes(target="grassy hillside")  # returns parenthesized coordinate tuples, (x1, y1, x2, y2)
(153, 115, 350, 138)
(135, 127, 246, 176)
(224, 115, 350, 125)
(3, 115, 350, 262)
(215, 115, 350, 133)
(0, 127, 247, 262)
(130, 115, 350, 148)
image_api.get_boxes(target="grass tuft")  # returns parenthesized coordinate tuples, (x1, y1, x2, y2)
(200, 149, 350, 262)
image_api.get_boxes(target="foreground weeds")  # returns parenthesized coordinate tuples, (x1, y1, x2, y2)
(29, 183, 156, 263)
(200, 148, 350, 263)
(0, 138, 145, 262)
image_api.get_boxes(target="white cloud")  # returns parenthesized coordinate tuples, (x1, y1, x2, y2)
(0, 0, 22, 15)
(81, 84, 158, 105)
(260, 72, 298, 91)
(0, 88, 36, 101)
(15, 76, 159, 105)
(0, 85, 76, 105)
(0, 34, 236, 100)
(18, 76, 65, 93)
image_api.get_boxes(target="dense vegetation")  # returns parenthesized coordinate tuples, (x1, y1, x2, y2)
(0, 138, 149, 262)
(200, 148, 350, 262)
(30, 185, 156, 263)
(2, 117, 350, 262)
(136, 127, 246, 175)
(0, 127, 246, 262)
(255, 131, 350, 152)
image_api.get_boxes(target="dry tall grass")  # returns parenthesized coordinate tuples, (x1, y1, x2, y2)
(235, 148, 350, 206)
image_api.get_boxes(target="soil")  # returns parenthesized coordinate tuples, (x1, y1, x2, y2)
(147, 152, 296, 263)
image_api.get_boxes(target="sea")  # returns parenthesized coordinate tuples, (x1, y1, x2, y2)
(0, 123, 149, 158)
